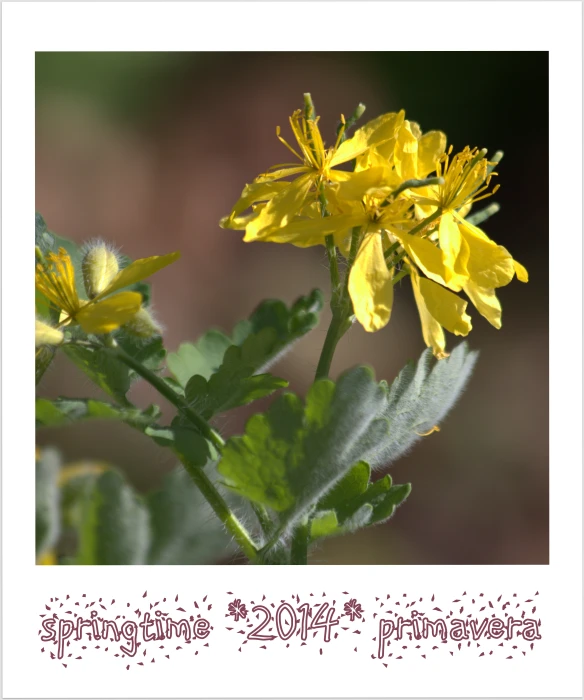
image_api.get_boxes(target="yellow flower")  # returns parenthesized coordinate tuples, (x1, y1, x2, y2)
(406, 146, 517, 287)
(357, 118, 446, 185)
(236, 182, 413, 332)
(219, 102, 529, 357)
(220, 107, 404, 241)
(35, 247, 180, 335)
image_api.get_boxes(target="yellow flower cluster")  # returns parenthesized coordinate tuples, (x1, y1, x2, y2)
(35, 243, 179, 344)
(221, 103, 528, 358)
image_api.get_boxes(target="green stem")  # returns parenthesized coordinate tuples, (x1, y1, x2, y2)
(405, 208, 442, 238)
(391, 268, 410, 286)
(380, 176, 444, 207)
(173, 447, 258, 560)
(290, 519, 310, 565)
(96, 340, 260, 560)
(108, 343, 225, 453)
(383, 240, 401, 261)
(315, 310, 349, 381)
(315, 189, 352, 381)
(324, 234, 340, 292)
(251, 503, 272, 538)
(346, 226, 362, 269)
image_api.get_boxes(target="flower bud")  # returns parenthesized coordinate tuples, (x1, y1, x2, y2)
(82, 243, 119, 299)
(35, 319, 64, 348)
(123, 306, 163, 339)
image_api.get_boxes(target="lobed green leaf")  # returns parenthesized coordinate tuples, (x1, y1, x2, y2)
(74, 471, 150, 565)
(167, 289, 323, 388)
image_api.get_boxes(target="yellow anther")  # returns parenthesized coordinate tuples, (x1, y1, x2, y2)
(415, 425, 441, 437)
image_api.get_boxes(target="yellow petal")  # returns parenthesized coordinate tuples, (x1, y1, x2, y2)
(464, 281, 502, 329)
(416, 276, 472, 337)
(257, 213, 365, 248)
(513, 260, 529, 282)
(417, 131, 447, 178)
(254, 166, 310, 183)
(220, 181, 289, 230)
(348, 233, 394, 332)
(438, 211, 463, 280)
(459, 220, 515, 288)
(77, 291, 142, 334)
(393, 230, 466, 292)
(330, 110, 405, 167)
(37, 551, 57, 565)
(394, 121, 419, 181)
(410, 270, 447, 358)
(244, 174, 313, 241)
(329, 167, 391, 201)
(98, 252, 181, 299)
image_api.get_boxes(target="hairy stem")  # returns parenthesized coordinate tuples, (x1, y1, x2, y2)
(315, 191, 353, 381)
(290, 519, 310, 565)
(108, 343, 225, 453)
(251, 503, 272, 538)
(173, 447, 258, 560)
(315, 311, 350, 380)
(100, 341, 260, 560)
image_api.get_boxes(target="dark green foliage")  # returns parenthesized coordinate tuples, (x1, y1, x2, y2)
(167, 290, 323, 388)
(74, 471, 150, 565)
(36, 448, 61, 558)
(310, 462, 412, 541)
(36, 397, 161, 429)
(146, 468, 234, 565)
(219, 344, 476, 540)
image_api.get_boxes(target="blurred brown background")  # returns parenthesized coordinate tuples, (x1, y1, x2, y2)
(35, 51, 549, 565)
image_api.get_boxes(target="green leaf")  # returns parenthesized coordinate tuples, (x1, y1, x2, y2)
(62, 344, 132, 405)
(145, 423, 213, 464)
(370, 483, 412, 524)
(167, 331, 233, 386)
(146, 467, 233, 565)
(310, 466, 412, 541)
(59, 464, 107, 535)
(62, 336, 166, 405)
(317, 460, 370, 512)
(218, 342, 475, 543)
(74, 470, 150, 565)
(370, 342, 479, 468)
(310, 510, 339, 539)
(184, 345, 288, 419)
(167, 289, 323, 388)
(36, 397, 161, 429)
(218, 365, 390, 530)
(36, 448, 61, 557)
(35, 346, 57, 386)
(117, 334, 166, 374)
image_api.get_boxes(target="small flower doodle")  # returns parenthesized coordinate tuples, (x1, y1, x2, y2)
(343, 598, 364, 622)
(227, 598, 248, 622)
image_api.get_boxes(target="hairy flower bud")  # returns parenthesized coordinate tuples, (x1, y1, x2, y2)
(82, 243, 119, 299)
(35, 319, 64, 348)
(123, 306, 163, 339)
